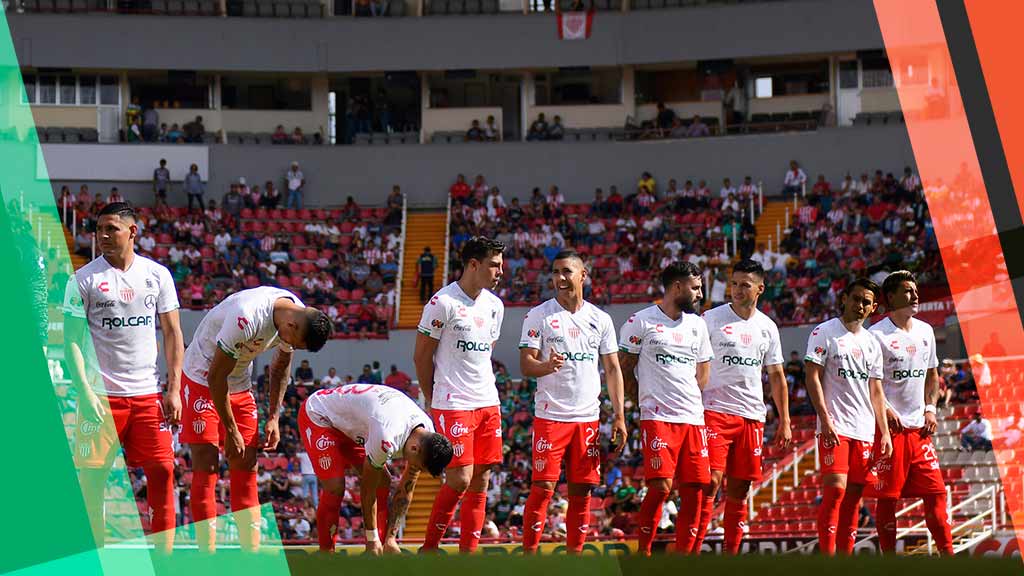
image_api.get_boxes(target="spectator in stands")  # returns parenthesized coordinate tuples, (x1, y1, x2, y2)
(153, 159, 171, 201)
(607, 186, 624, 216)
(294, 359, 314, 386)
(450, 174, 471, 205)
(655, 102, 676, 136)
(257, 181, 278, 209)
(158, 123, 169, 142)
(356, 363, 380, 384)
(686, 114, 710, 137)
(183, 115, 205, 143)
(74, 229, 92, 258)
(637, 172, 656, 195)
(527, 113, 549, 141)
(384, 364, 413, 396)
(183, 163, 205, 211)
(719, 177, 736, 199)
(545, 185, 565, 218)
(668, 117, 687, 139)
(466, 119, 485, 142)
(960, 412, 993, 452)
(166, 123, 184, 143)
(386, 185, 404, 225)
(142, 104, 159, 142)
(321, 367, 342, 388)
(290, 127, 305, 145)
(222, 183, 243, 221)
(106, 187, 124, 205)
(811, 173, 831, 198)
(901, 166, 922, 193)
(725, 80, 746, 125)
(547, 116, 565, 140)
(271, 125, 288, 145)
(782, 159, 807, 196)
(285, 161, 305, 209)
(485, 115, 500, 141)
(416, 246, 437, 302)
(486, 188, 506, 219)
(591, 188, 608, 217)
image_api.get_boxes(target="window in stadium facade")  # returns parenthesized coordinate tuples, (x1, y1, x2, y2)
(20, 73, 119, 106)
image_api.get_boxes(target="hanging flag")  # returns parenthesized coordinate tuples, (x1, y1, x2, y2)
(557, 8, 595, 40)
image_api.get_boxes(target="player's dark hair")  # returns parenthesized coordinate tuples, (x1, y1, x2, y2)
(422, 432, 454, 477)
(882, 270, 917, 304)
(460, 236, 505, 265)
(98, 202, 136, 222)
(844, 277, 880, 301)
(552, 249, 584, 267)
(732, 259, 765, 280)
(661, 261, 702, 289)
(303, 308, 334, 352)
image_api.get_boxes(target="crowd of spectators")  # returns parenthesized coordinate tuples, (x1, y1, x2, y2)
(446, 161, 946, 326)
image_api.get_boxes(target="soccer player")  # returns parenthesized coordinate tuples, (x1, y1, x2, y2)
(869, 271, 953, 554)
(619, 262, 713, 556)
(696, 259, 790, 555)
(415, 237, 505, 553)
(62, 202, 184, 554)
(299, 384, 454, 554)
(519, 249, 627, 555)
(804, 278, 893, 555)
(180, 286, 333, 552)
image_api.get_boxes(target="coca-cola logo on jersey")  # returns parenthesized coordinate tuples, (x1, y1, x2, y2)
(535, 437, 553, 453)
(450, 422, 470, 438)
(315, 435, 335, 451)
(193, 398, 214, 412)
(649, 436, 669, 451)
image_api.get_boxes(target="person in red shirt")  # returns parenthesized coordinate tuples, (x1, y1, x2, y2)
(607, 187, 624, 216)
(812, 174, 831, 197)
(450, 174, 471, 205)
(384, 364, 414, 397)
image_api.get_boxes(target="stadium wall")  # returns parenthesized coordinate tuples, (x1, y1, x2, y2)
(7, 1, 882, 72)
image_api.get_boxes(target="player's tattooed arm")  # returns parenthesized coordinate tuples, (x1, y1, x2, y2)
(618, 351, 640, 405)
(386, 465, 421, 542)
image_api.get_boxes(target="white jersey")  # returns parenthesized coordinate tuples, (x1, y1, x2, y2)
(618, 305, 713, 425)
(701, 304, 784, 422)
(62, 255, 179, 397)
(304, 384, 434, 469)
(519, 299, 617, 422)
(804, 318, 884, 442)
(183, 286, 302, 393)
(870, 317, 938, 429)
(417, 282, 503, 410)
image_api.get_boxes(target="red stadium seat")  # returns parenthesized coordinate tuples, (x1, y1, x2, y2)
(244, 275, 259, 288)
(346, 303, 361, 315)
(284, 209, 298, 220)
(200, 247, 214, 259)
(336, 289, 351, 301)
(360, 208, 374, 220)
(277, 276, 291, 288)
(255, 208, 268, 219)
(240, 208, 254, 219)
(340, 222, 355, 234)
(350, 289, 365, 301)
(298, 209, 312, 220)
(251, 220, 267, 233)
(291, 235, 306, 247)
(153, 246, 169, 259)
(269, 209, 283, 220)
(158, 233, 173, 244)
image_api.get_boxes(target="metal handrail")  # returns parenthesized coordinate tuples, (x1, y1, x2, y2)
(393, 193, 408, 327)
(442, 192, 452, 284)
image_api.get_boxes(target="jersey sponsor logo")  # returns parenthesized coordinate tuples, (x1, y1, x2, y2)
(550, 318, 560, 330)
(144, 294, 157, 309)
(528, 329, 540, 338)
(649, 436, 669, 451)
(535, 437, 553, 453)
(655, 353, 694, 366)
(315, 434, 335, 451)
(892, 369, 926, 379)
(533, 457, 546, 472)
(838, 368, 869, 380)
(80, 420, 101, 435)
(193, 398, 214, 413)
(814, 346, 826, 357)
(456, 340, 491, 352)
(431, 319, 444, 329)
(453, 442, 465, 458)
(721, 355, 763, 367)
(120, 287, 135, 303)
(94, 300, 116, 309)
(452, 323, 472, 332)
(450, 422, 470, 438)
(319, 455, 333, 470)
(237, 316, 249, 331)
(98, 281, 110, 293)
(562, 351, 596, 362)
(381, 440, 393, 453)
(101, 315, 153, 329)
(627, 335, 642, 346)
(547, 336, 566, 344)
(146, 278, 154, 289)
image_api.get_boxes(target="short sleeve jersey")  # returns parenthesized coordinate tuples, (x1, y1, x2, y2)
(870, 317, 938, 429)
(519, 299, 617, 422)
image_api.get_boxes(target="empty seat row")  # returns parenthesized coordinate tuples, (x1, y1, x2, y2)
(235, 0, 324, 18)
(424, 0, 499, 15)
(229, 131, 320, 145)
(631, 0, 708, 9)
(852, 111, 905, 126)
(37, 126, 99, 143)
(148, 0, 221, 15)
(353, 131, 420, 145)
(15, 0, 105, 12)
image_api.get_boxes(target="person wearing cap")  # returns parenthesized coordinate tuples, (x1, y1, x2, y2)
(286, 161, 305, 209)
(959, 412, 993, 452)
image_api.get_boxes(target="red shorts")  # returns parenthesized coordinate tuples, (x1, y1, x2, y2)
(431, 406, 502, 468)
(179, 374, 259, 447)
(705, 410, 764, 482)
(74, 393, 173, 468)
(819, 434, 875, 484)
(866, 427, 946, 499)
(640, 420, 711, 485)
(531, 418, 601, 484)
(298, 402, 366, 480)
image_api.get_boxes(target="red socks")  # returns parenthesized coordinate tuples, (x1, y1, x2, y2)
(836, 490, 861, 555)
(376, 486, 390, 542)
(143, 462, 175, 553)
(692, 492, 715, 554)
(923, 494, 954, 555)
(638, 489, 669, 555)
(522, 485, 554, 553)
(317, 490, 342, 552)
(190, 470, 217, 552)
(459, 491, 487, 553)
(566, 495, 591, 554)
(422, 483, 463, 550)
(723, 498, 748, 555)
(674, 484, 703, 554)
(817, 485, 844, 555)
(230, 470, 260, 551)
(875, 498, 898, 553)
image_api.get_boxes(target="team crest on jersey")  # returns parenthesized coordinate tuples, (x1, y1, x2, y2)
(452, 443, 465, 458)
(319, 456, 332, 470)
(533, 458, 546, 472)
(906, 344, 917, 356)
(120, 287, 135, 303)
(852, 348, 863, 360)
(474, 317, 485, 328)
(568, 327, 581, 340)
(823, 452, 834, 466)
(193, 420, 207, 435)
(79, 444, 91, 458)
(650, 456, 662, 470)
(672, 332, 684, 344)
(741, 333, 753, 346)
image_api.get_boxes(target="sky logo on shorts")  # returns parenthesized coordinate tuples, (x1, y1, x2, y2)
(315, 435, 335, 451)
(450, 422, 470, 438)
(535, 437, 553, 453)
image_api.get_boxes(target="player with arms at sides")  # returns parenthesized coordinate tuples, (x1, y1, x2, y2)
(804, 278, 892, 555)
(414, 237, 505, 553)
(694, 259, 790, 554)
(180, 286, 333, 552)
(63, 202, 184, 554)
(299, 384, 454, 554)
(869, 271, 953, 555)
(519, 249, 627, 555)
(619, 262, 714, 556)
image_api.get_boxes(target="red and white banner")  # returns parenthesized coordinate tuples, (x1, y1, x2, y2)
(557, 10, 595, 40)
